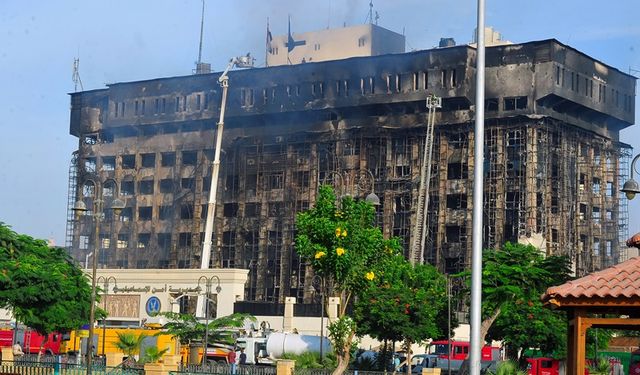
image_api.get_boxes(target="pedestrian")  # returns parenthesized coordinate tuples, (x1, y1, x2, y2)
(13, 341, 24, 357)
(393, 355, 401, 372)
(239, 348, 247, 365)
(228, 349, 237, 374)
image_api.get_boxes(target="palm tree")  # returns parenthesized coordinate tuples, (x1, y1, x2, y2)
(114, 332, 147, 360)
(158, 312, 254, 345)
(142, 346, 169, 364)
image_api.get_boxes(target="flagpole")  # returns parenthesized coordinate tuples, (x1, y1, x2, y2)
(287, 14, 291, 65)
(265, 17, 269, 67)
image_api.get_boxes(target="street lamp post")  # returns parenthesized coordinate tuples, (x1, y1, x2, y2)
(197, 275, 222, 367)
(96, 276, 117, 356)
(308, 275, 325, 361)
(322, 169, 380, 206)
(73, 178, 125, 375)
(446, 275, 464, 375)
(621, 154, 640, 200)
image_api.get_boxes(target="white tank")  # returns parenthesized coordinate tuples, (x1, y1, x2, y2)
(266, 332, 331, 358)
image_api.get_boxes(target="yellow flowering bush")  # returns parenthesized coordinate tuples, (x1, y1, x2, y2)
(336, 247, 345, 256)
(315, 251, 326, 259)
(365, 271, 375, 281)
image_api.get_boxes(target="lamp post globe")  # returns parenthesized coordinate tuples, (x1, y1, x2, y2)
(621, 179, 640, 200)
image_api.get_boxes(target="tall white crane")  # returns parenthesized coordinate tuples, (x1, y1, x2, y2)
(410, 94, 441, 264)
(197, 54, 254, 318)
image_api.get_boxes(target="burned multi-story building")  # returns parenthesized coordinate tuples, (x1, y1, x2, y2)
(67, 36, 636, 303)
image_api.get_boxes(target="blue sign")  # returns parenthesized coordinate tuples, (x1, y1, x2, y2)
(145, 296, 161, 316)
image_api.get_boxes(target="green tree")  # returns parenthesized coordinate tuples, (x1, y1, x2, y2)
(295, 186, 401, 375)
(355, 256, 448, 373)
(458, 242, 572, 374)
(158, 312, 254, 345)
(488, 298, 567, 361)
(0, 223, 94, 335)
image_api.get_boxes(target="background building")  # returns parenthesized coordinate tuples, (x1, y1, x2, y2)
(266, 23, 405, 66)
(67, 31, 636, 303)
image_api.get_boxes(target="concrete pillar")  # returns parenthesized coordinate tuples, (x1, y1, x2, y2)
(284, 297, 296, 332)
(276, 359, 296, 375)
(106, 352, 124, 367)
(144, 363, 170, 375)
(1, 347, 14, 364)
(327, 297, 340, 320)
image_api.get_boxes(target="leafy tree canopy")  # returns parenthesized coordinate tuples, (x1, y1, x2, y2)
(158, 312, 255, 345)
(296, 186, 401, 313)
(355, 255, 448, 344)
(0, 223, 93, 335)
(458, 242, 572, 367)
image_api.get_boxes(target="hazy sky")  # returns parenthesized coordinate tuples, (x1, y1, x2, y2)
(1, 0, 639, 246)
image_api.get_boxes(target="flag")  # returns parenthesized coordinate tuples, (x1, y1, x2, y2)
(266, 18, 273, 54)
(287, 15, 295, 53)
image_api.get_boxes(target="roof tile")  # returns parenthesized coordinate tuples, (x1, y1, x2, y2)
(544, 256, 640, 299)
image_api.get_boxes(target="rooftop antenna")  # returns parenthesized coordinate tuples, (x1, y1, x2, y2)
(72, 58, 83, 92)
(194, 0, 211, 74)
(366, 1, 374, 24)
(375, 11, 379, 25)
(197, 0, 205, 65)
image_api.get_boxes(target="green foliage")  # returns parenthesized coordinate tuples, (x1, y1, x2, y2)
(488, 298, 567, 359)
(588, 357, 611, 375)
(586, 329, 614, 359)
(114, 332, 147, 357)
(327, 316, 358, 358)
(488, 360, 527, 375)
(354, 256, 448, 345)
(142, 345, 169, 363)
(0, 223, 94, 335)
(158, 312, 255, 345)
(459, 242, 573, 359)
(296, 186, 401, 310)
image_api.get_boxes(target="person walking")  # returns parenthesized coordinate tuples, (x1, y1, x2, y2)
(228, 349, 237, 375)
(239, 348, 247, 365)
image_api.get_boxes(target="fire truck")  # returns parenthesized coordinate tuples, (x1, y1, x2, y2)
(0, 329, 63, 354)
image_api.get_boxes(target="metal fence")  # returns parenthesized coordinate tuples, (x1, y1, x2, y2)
(173, 364, 277, 375)
(0, 360, 142, 375)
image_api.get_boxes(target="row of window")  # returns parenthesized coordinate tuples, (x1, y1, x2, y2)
(555, 65, 633, 113)
(98, 200, 310, 223)
(113, 93, 212, 118)
(240, 69, 459, 107)
(269, 39, 366, 56)
(83, 151, 203, 172)
(112, 68, 462, 116)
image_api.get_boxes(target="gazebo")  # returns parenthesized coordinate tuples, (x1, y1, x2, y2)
(541, 256, 640, 375)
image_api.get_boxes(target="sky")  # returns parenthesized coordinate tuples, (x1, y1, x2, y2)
(0, 0, 639, 246)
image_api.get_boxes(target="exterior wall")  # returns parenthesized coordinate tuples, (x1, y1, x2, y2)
(267, 24, 405, 66)
(67, 39, 636, 304)
(92, 268, 247, 323)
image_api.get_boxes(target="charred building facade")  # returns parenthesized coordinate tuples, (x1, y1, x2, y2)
(67, 39, 636, 302)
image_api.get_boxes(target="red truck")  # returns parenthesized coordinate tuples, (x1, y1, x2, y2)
(411, 340, 501, 374)
(0, 329, 64, 354)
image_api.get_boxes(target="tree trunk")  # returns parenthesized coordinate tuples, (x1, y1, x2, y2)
(404, 339, 413, 375)
(457, 307, 501, 375)
(332, 330, 355, 375)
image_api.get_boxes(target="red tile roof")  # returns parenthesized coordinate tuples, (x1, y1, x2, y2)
(544, 256, 640, 300)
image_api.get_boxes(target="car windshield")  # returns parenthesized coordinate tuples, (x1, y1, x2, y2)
(429, 344, 449, 355)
